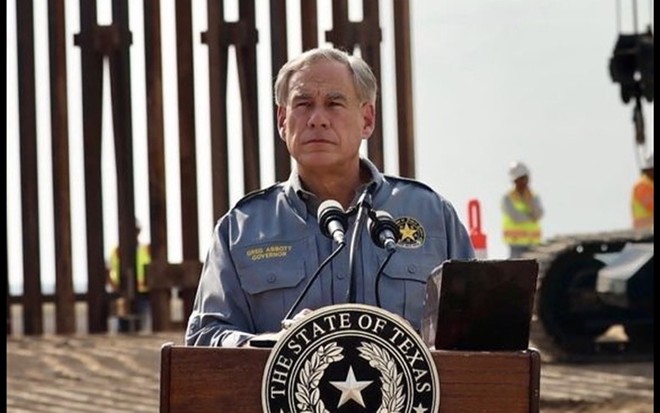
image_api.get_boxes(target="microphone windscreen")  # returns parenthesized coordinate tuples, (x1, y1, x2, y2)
(317, 199, 344, 222)
(317, 200, 347, 239)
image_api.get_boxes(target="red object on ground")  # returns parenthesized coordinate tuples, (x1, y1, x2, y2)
(468, 199, 487, 259)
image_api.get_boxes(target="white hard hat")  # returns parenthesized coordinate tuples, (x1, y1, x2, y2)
(508, 161, 530, 182)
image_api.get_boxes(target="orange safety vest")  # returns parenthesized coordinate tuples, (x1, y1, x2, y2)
(632, 175, 654, 229)
(502, 191, 542, 246)
(109, 244, 151, 293)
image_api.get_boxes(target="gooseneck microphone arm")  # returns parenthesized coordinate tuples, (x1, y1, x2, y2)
(283, 200, 349, 323)
(347, 189, 373, 303)
(368, 210, 401, 307)
(283, 242, 346, 321)
(374, 249, 396, 307)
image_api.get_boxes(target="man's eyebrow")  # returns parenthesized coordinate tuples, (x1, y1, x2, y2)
(289, 94, 311, 104)
(290, 89, 313, 99)
(326, 91, 347, 101)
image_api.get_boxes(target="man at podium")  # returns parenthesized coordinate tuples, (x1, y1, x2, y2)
(185, 47, 475, 347)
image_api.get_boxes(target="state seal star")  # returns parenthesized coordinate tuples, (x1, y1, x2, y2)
(400, 223, 417, 241)
(329, 366, 373, 408)
(412, 402, 428, 413)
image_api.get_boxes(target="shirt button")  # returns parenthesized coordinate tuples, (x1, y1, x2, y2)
(336, 273, 345, 279)
(267, 274, 276, 283)
(407, 265, 416, 274)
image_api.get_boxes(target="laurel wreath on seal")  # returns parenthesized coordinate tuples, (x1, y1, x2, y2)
(358, 342, 405, 413)
(294, 341, 405, 413)
(295, 342, 344, 413)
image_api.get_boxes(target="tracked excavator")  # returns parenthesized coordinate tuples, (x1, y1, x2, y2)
(525, 23, 654, 362)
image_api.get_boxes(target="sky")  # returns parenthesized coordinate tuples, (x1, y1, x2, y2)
(6, 1, 654, 292)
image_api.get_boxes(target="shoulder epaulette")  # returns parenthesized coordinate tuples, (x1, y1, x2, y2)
(384, 174, 436, 193)
(234, 182, 281, 208)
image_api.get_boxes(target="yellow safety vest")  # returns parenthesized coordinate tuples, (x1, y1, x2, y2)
(109, 244, 151, 293)
(632, 175, 654, 229)
(502, 191, 542, 246)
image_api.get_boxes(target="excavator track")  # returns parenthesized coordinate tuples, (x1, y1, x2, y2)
(522, 228, 654, 363)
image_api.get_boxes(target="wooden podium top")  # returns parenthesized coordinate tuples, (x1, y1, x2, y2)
(160, 343, 540, 413)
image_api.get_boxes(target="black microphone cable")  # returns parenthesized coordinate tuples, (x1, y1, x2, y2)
(367, 209, 401, 307)
(283, 242, 346, 322)
(374, 248, 397, 308)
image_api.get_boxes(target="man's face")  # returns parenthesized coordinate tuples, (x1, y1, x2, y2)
(514, 175, 529, 191)
(277, 60, 375, 170)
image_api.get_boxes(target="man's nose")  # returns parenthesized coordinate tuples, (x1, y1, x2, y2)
(307, 108, 329, 128)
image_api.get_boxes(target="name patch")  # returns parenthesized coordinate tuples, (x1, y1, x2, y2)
(247, 245, 293, 261)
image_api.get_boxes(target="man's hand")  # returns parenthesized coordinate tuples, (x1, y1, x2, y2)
(281, 308, 312, 330)
(245, 308, 313, 348)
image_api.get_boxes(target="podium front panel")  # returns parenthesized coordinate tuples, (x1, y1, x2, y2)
(160, 344, 540, 413)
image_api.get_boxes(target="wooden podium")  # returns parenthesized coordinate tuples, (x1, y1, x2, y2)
(160, 343, 540, 413)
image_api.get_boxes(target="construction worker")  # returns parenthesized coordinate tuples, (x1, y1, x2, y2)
(631, 153, 654, 229)
(501, 161, 544, 258)
(107, 219, 152, 331)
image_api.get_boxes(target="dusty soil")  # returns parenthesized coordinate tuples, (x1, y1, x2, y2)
(543, 399, 652, 413)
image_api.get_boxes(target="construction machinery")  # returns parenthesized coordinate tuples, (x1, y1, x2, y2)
(525, 21, 654, 362)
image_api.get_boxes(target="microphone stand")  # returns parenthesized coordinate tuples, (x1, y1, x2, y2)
(347, 189, 372, 303)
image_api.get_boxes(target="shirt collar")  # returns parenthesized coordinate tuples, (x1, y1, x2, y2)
(284, 156, 384, 220)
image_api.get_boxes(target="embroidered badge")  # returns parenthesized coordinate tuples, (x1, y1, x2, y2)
(395, 217, 425, 248)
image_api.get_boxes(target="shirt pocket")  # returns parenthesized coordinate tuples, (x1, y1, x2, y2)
(375, 252, 439, 331)
(233, 237, 318, 332)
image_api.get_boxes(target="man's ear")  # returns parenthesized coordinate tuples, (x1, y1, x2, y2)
(276, 106, 287, 140)
(361, 102, 376, 139)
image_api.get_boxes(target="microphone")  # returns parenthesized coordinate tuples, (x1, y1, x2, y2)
(280, 202, 349, 329)
(254, 202, 347, 346)
(318, 200, 348, 245)
(368, 210, 400, 252)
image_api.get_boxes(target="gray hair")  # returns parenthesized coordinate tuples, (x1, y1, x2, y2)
(274, 47, 378, 106)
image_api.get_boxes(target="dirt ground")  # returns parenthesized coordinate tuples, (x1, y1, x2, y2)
(543, 400, 652, 413)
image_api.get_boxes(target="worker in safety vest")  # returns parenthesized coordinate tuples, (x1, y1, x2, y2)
(632, 153, 654, 230)
(501, 161, 544, 258)
(107, 219, 152, 331)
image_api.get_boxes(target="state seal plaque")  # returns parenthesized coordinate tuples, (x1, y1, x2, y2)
(261, 303, 440, 413)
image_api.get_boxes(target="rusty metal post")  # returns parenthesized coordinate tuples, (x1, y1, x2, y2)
(75, 0, 109, 334)
(203, 0, 230, 221)
(48, 0, 76, 334)
(175, 0, 200, 264)
(235, 1, 261, 193)
(175, 0, 201, 322)
(300, 0, 319, 51)
(143, 0, 170, 332)
(16, 0, 44, 336)
(270, 0, 291, 182)
(107, 0, 139, 331)
(393, 0, 415, 178)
